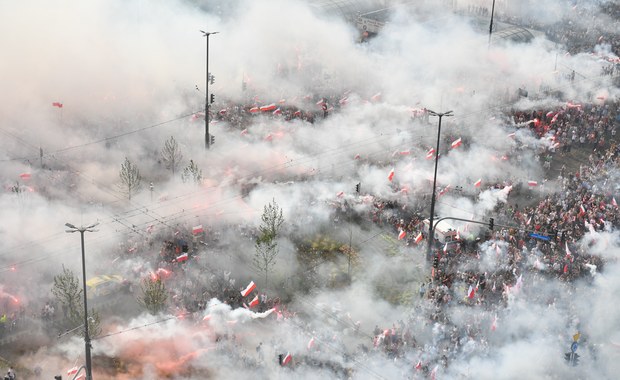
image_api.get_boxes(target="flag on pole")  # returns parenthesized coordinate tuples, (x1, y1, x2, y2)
(19, 173, 31, 180)
(398, 230, 406, 240)
(192, 225, 204, 235)
(426, 148, 435, 159)
(241, 281, 256, 297)
(260, 103, 277, 112)
(507, 132, 516, 138)
(282, 352, 292, 366)
(308, 337, 315, 350)
(474, 179, 482, 187)
(565, 242, 572, 259)
(175, 253, 188, 262)
(249, 106, 259, 113)
(578, 205, 586, 217)
(450, 138, 462, 149)
(612, 197, 618, 208)
(467, 285, 476, 299)
(388, 168, 395, 182)
(336, 191, 344, 198)
(415, 361, 422, 370)
(370, 92, 382, 102)
(563, 264, 569, 274)
(248, 295, 259, 308)
(414, 232, 423, 244)
(528, 180, 538, 186)
(52, 102, 63, 108)
(67, 366, 79, 376)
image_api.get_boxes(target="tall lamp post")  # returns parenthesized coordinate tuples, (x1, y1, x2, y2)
(488, 0, 496, 47)
(426, 110, 453, 262)
(200, 30, 218, 150)
(65, 222, 99, 380)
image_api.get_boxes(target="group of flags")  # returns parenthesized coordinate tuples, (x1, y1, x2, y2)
(241, 281, 259, 308)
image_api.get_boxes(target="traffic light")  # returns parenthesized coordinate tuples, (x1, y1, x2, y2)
(489, 217, 494, 230)
(210, 74, 215, 85)
(433, 256, 439, 269)
(210, 93, 215, 104)
(210, 135, 215, 145)
(355, 183, 360, 193)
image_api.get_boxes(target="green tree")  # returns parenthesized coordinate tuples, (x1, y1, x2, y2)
(51, 266, 102, 337)
(119, 157, 142, 200)
(181, 159, 202, 184)
(137, 277, 168, 314)
(161, 136, 183, 176)
(253, 199, 284, 284)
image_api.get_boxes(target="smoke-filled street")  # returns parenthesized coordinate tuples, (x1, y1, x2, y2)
(1, 0, 620, 379)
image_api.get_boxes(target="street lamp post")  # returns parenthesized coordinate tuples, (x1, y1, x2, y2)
(200, 30, 218, 150)
(488, 0, 496, 47)
(426, 110, 453, 262)
(65, 222, 99, 380)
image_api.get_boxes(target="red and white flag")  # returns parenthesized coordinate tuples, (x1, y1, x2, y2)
(467, 285, 476, 299)
(67, 366, 79, 376)
(388, 168, 395, 182)
(175, 253, 188, 262)
(426, 147, 435, 159)
(527, 180, 538, 186)
(443, 242, 448, 253)
(307, 337, 315, 350)
(507, 132, 516, 139)
(398, 230, 406, 240)
(52, 102, 63, 108)
(612, 197, 618, 208)
(282, 352, 292, 366)
(75, 375, 86, 380)
(336, 191, 344, 198)
(273, 108, 282, 115)
(192, 225, 204, 235)
(565, 242, 573, 261)
(241, 281, 256, 297)
(248, 295, 259, 308)
(490, 314, 497, 331)
(19, 173, 31, 180)
(249, 106, 260, 113)
(474, 179, 482, 187)
(415, 361, 422, 370)
(414, 232, 423, 244)
(370, 92, 382, 102)
(260, 103, 277, 112)
(450, 138, 462, 149)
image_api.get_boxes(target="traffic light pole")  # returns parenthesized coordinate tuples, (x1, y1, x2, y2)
(428, 216, 556, 245)
(201, 31, 218, 149)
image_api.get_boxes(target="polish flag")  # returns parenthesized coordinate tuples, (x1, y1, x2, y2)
(190, 112, 205, 121)
(398, 230, 406, 240)
(474, 179, 482, 187)
(146, 224, 154, 233)
(316, 98, 326, 106)
(563, 264, 569, 274)
(67, 366, 79, 376)
(19, 173, 31, 180)
(426, 147, 435, 159)
(399, 150, 411, 156)
(443, 242, 448, 253)
(388, 168, 395, 182)
(507, 132, 516, 139)
(282, 352, 292, 366)
(415, 361, 422, 370)
(241, 281, 256, 297)
(339, 96, 348, 105)
(75, 375, 86, 380)
(219, 108, 227, 115)
(565, 242, 573, 261)
(273, 108, 282, 115)
(612, 197, 618, 208)
(307, 337, 315, 350)
(414, 232, 423, 244)
(527, 180, 538, 186)
(450, 138, 462, 149)
(52, 102, 63, 108)
(370, 92, 382, 102)
(546, 111, 554, 118)
(175, 253, 188, 262)
(249, 107, 260, 113)
(467, 285, 476, 299)
(354, 153, 361, 160)
(240, 129, 248, 136)
(248, 295, 259, 308)
(192, 225, 204, 235)
(456, 228, 461, 241)
(336, 191, 344, 198)
(260, 104, 277, 112)
(293, 110, 302, 117)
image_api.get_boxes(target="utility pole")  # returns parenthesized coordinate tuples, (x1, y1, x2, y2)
(200, 30, 218, 149)
(488, 0, 496, 47)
